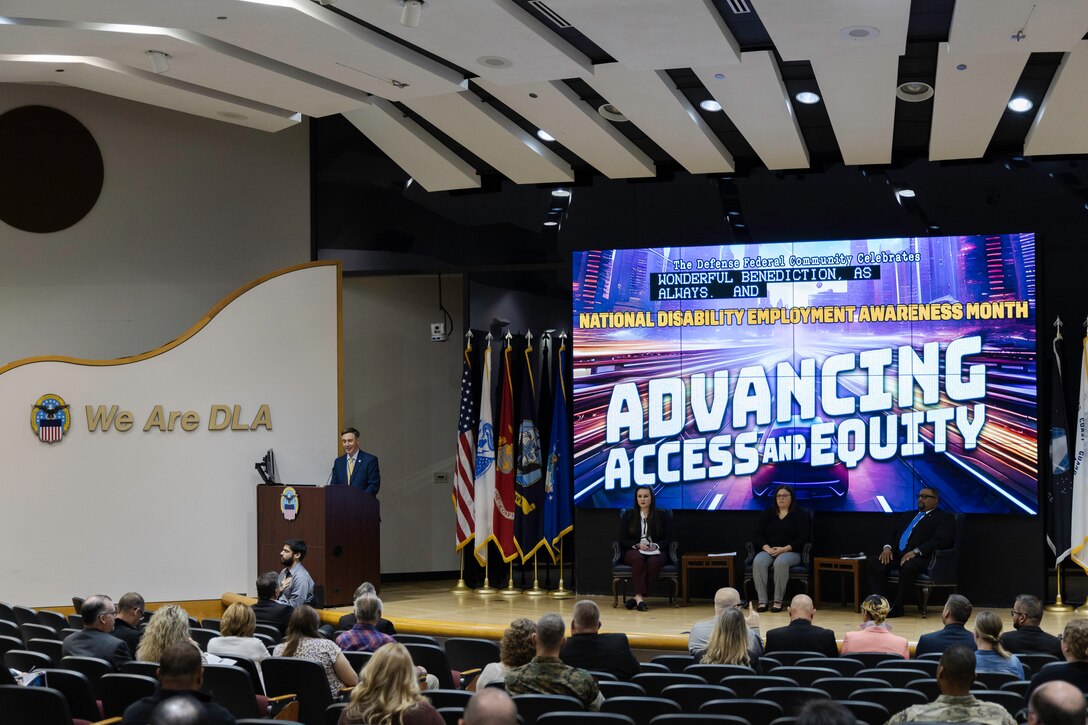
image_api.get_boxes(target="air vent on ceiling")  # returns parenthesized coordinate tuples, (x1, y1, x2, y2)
(529, 0, 573, 28)
(725, 0, 752, 14)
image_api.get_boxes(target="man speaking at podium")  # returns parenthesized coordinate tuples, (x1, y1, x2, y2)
(332, 427, 381, 495)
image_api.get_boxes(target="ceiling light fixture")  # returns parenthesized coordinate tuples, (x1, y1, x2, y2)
(895, 81, 933, 102)
(897, 188, 916, 198)
(543, 220, 559, 227)
(551, 189, 571, 198)
(597, 103, 628, 122)
(401, 0, 423, 28)
(1007, 97, 1033, 112)
(840, 25, 880, 40)
(146, 50, 171, 74)
(536, 129, 555, 142)
(699, 100, 723, 112)
(794, 91, 821, 105)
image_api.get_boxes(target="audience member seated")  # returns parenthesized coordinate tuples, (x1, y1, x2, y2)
(276, 538, 315, 607)
(765, 594, 838, 658)
(122, 641, 235, 725)
(505, 613, 602, 710)
(752, 484, 810, 612)
(207, 602, 269, 670)
(471, 618, 535, 691)
(559, 600, 639, 681)
(337, 642, 442, 725)
(618, 485, 671, 612)
(688, 587, 763, 660)
(698, 606, 760, 670)
(1028, 619, 1088, 698)
(138, 604, 230, 665)
(885, 644, 1016, 724)
(112, 592, 145, 657)
(462, 688, 518, 725)
(797, 700, 858, 725)
(337, 582, 396, 635)
(839, 594, 908, 658)
(252, 571, 294, 635)
(337, 594, 395, 652)
(1003, 594, 1064, 660)
(273, 604, 358, 698)
(1028, 681, 1088, 725)
(62, 594, 134, 670)
(148, 695, 209, 725)
(973, 610, 1024, 678)
(914, 594, 975, 657)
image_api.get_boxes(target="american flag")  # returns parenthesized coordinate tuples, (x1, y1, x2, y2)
(453, 341, 476, 550)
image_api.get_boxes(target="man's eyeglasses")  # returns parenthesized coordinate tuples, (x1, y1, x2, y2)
(1010, 609, 1025, 617)
(918, 493, 938, 500)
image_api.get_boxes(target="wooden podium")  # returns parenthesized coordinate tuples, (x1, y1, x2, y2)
(256, 485, 380, 606)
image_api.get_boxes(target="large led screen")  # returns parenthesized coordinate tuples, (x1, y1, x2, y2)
(572, 235, 1037, 514)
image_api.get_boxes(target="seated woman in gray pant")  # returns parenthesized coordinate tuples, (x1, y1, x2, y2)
(752, 485, 809, 612)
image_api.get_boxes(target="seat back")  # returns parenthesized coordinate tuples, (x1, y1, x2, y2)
(262, 656, 334, 725)
(904, 677, 940, 700)
(856, 666, 930, 687)
(975, 670, 1020, 689)
(66, 614, 84, 630)
(393, 633, 441, 646)
(767, 666, 840, 687)
(795, 657, 864, 677)
(0, 602, 15, 624)
(538, 712, 637, 725)
(12, 606, 39, 626)
(840, 651, 902, 668)
(971, 688, 1025, 716)
(0, 634, 25, 657)
(20, 622, 60, 644)
(651, 716, 748, 725)
(758, 650, 825, 667)
(444, 637, 501, 672)
(638, 662, 670, 674)
(630, 673, 707, 697)
(202, 618, 222, 632)
(4, 648, 52, 672)
(227, 654, 265, 695)
(255, 623, 284, 642)
(405, 643, 456, 689)
(848, 687, 927, 714)
(833, 698, 889, 724)
(0, 684, 74, 725)
(700, 697, 783, 722)
(659, 684, 735, 711)
(26, 638, 63, 665)
(512, 693, 585, 725)
(424, 688, 473, 710)
(342, 650, 372, 674)
(880, 658, 938, 676)
(683, 663, 754, 681)
(326, 702, 348, 725)
(719, 674, 796, 698)
(36, 668, 101, 721)
(598, 681, 646, 699)
(190, 627, 220, 651)
(58, 655, 113, 692)
(436, 706, 464, 725)
(99, 672, 158, 717)
(0, 621, 21, 641)
(650, 655, 695, 673)
(121, 660, 160, 678)
(202, 663, 262, 718)
(811, 677, 889, 700)
(600, 695, 680, 725)
(36, 610, 68, 632)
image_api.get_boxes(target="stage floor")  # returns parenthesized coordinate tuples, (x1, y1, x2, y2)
(329, 580, 1072, 652)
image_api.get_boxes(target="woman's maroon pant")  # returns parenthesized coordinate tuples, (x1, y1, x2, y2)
(622, 549, 665, 596)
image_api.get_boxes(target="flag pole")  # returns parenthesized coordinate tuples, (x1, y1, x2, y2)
(1047, 562, 1073, 612)
(500, 561, 522, 596)
(449, 549, 472, 595)
(549, 538, 573, 599)
(476, 558, 497, 595)
(525, 553, 546, 597)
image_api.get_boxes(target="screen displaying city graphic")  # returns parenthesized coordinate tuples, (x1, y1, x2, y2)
(572, 235, 1038, 514)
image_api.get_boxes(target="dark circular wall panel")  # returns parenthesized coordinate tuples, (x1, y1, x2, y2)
(0, 105, 104, 233)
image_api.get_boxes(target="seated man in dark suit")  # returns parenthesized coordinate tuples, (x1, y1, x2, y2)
(336, 581, 396, 635)
(1003, 594, 1063, 660)
(251, 571, 293, 635)
(867, 485, 955, 617)
(122, 642, 234, 724)
(915, 594, 976, 657)
(559, 600, 639, 680)
(62, 595, 133, 670)
(764, 594, 838, 658)
(110, 591, 145, 657)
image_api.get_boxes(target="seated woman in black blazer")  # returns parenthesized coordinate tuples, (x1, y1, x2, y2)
(752, 484, 809, 612)
(619, 485, 670, 612)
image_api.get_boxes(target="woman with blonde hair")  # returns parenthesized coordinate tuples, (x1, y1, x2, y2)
(974, 610, 1024, 678)
(339, 642, 442, 725)
(470, 617, 536, 691)
(700, 607, 758, 669)
(273, 604, 357, 697)
(840, 595, 908, 658)
(208, 602, 269, 665)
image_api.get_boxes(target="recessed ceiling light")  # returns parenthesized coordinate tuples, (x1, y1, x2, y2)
(536, 129, 555, 142)
(840, 25, 880, 40)
(898, 188, 916, 198)
(699, 100, 723, 112)
(543, 221, 559, 227)
(956, 63, 968, 71)
(794, 91, 821, 105)
(1008, 97, 1034, 112)
(896, 81, 933, 102)
(551, 189, 571, 198)
(476, 55, 513, 69)
(597, 103, 628, 122)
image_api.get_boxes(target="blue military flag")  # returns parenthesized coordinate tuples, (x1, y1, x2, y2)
(543, 338, 572, 558)
(515, 334, 548, 562)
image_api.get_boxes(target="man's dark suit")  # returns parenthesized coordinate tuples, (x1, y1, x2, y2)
(868, 507, 955, 611)
(559, 632, 640, 680)
(111, 619, 143, 657)
(252, 597, 294, 635)
(331, 450, 381, 495)
(1001, 625, 1063, 660)
(915, 623, 976, 657)
(764, 619, 839, 658)
(337, 612, 396, 635)
(62, 627, 133, 670)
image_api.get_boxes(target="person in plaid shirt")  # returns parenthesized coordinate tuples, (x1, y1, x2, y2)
(336, 595, 393, 652)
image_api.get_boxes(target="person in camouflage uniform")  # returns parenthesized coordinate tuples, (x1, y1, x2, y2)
(505, 613, 602, 711)
(885, 645, 1015, 725)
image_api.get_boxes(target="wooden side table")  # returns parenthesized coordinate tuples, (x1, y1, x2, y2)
(813, 556, 863, 612)
(681, 553, 735, 605)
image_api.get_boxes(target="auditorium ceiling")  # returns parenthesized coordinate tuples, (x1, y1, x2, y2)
(3, 0, 1088, 192)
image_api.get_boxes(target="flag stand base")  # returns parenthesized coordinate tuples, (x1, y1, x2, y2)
(524, 558, 546, 596)
(1076, 602, 1088, 614)
(476, 572, 497, 595)
(449, 579, 473, 595)
(549, 584, 573, 599)
(499, 563, 521, 596)
(1047, 564, 1075, 611)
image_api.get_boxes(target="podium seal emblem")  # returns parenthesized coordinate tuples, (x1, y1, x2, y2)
(280, 486, 298, 521)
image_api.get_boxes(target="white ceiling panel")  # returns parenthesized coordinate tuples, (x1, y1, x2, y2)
(948, 0, 1088, 54)
(586, 64, 734, 174)
(1025, 40, 1088, 157)
(929, 44, 1028, 161)
(342, 100, 480, 192)
(336, 0, 591, 85)
(810, 55, 899, 166)
(473, 78, 655, 179)
(405, 91, 574, 184)
(0, 55, 299, 132)
(751, 0, 910, 61)
(694, 51, 809, 170)
(546, 0, 740, 70)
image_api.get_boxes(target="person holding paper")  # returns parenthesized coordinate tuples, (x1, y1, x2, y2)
(751, 485, 810, 612)
(618, 485, 670, 611)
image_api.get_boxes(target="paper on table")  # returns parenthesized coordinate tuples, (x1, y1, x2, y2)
(840, 552, 867, 560)
(707, 552, 737, 557)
